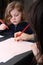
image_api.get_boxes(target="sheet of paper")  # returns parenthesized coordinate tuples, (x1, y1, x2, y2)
(0, 38, 33, 63)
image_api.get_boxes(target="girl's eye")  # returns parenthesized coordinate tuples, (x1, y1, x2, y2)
(14, 14, 19, 17)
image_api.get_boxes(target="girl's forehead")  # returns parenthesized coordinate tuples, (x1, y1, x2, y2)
(10, 8, 21, 14)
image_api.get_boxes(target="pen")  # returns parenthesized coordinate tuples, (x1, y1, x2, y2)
(16, 24, 30, 37)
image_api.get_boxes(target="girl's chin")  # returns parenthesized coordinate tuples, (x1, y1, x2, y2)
(13, 23, 18, 25)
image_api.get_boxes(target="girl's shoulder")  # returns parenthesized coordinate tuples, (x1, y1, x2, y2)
(18, 21, 29, 26)
(21, 21, 29, 24)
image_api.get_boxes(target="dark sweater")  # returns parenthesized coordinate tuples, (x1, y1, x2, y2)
(0, 21, 33, 40)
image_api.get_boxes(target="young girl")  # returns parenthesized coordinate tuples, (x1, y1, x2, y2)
(0, 0, 34, 41)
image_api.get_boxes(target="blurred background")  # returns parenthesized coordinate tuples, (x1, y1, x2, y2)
(0, 0, 37, 19)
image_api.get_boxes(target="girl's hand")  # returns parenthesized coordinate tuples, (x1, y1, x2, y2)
(0, 19, 9, 30)
(0, 23, 8, 30)
(14, 31, 31, 41)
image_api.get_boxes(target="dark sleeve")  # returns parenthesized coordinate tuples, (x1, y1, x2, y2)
(16, 22, 33, 34)
(25, 26, 33, 34)
(0, 30, 3, 33)
(0, 29, 4, 33)
(24, 22, 33, 34)
(0, 22, 2, 24)
(0, 23, 3, 33)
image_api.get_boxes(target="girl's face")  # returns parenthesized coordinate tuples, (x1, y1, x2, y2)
(10, 8, 22, 25)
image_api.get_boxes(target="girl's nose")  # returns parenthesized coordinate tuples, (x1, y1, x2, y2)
(12, 16, 16, 20)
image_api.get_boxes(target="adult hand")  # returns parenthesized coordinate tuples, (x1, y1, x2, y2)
(14, 31, 32, 41)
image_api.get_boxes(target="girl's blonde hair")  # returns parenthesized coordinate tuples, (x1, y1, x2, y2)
(4, 0, 27, 25)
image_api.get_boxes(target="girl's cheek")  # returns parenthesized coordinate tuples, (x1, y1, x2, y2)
(10, 19, 13, 23)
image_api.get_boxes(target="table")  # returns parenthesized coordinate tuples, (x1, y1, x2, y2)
(0, 36, 37, 65)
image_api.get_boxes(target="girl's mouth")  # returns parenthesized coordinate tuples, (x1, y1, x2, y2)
(13, 21, 17, 25)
